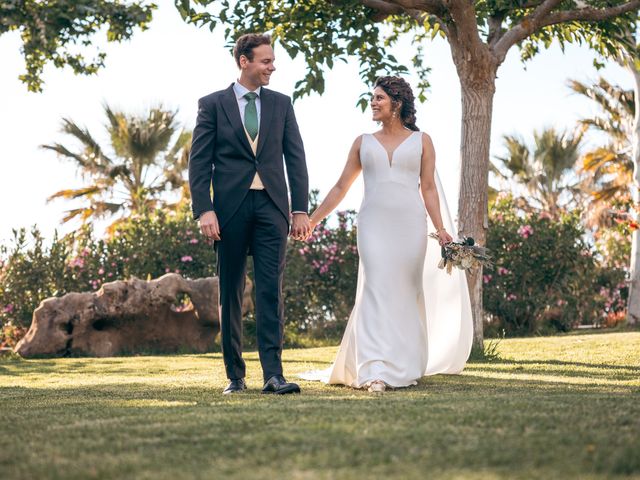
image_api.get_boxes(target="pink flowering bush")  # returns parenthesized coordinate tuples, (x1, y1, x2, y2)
(484, 195, 626, 335)
(282, 199, 359, 344)
(517, 224, 534, 239)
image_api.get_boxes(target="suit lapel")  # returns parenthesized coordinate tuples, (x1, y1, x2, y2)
(256, 88, 274, 159)
(220, 84, 254, 159)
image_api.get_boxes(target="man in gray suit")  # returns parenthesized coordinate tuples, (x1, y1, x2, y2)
(188, 33, 310, 395)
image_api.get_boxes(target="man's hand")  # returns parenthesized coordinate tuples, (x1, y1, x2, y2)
(199, 211, 221, 240)
(290, 213, 311, 240)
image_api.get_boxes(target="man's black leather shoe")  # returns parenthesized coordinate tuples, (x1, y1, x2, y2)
(223, 378, 246, 395)
(262, 375, 301, 394)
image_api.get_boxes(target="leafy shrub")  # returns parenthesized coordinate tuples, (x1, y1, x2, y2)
(283, 209, 359, 344)
(483, 195, 626, 335)
(3, 191, 629, 349)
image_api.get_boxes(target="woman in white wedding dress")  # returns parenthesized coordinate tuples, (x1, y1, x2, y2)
(299, 76, 473, 392)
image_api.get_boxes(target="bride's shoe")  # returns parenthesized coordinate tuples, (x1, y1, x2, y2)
(368, 380, 386, 393)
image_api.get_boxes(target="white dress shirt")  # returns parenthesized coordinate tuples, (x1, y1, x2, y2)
(233, 81, 262, 128)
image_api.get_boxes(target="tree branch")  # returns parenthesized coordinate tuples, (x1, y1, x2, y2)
(493, 0, 563, 60)
(493, 0, 640, 61)
(444, 0, 487, 54)
(520, 0, 546, 8)
(361, 0, 404, 14)
(486, 0, 550, 47)
(487, 13, 506, 47)
(361, 0, 447, 18)
(541, 0, 640, 27)
(357, 0, 449, 34)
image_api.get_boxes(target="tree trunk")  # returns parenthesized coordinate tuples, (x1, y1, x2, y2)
(626, 60, 640, 326)
(458, 82, 496, 350)
(448, 42, 498, 352)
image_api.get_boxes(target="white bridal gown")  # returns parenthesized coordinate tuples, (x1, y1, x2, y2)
(299, 131, 473, 388)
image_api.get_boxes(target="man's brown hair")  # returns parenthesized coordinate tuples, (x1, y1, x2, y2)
(233, 33, 272, 68)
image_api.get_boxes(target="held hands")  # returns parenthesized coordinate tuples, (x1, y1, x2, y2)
(305, 218, 319, 241)
(199, 211, 221, 240)
(290, 212, 312, 241)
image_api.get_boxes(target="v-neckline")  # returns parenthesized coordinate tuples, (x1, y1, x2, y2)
(371, 131, 416, 167)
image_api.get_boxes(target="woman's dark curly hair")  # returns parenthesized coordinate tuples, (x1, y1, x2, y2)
(373, 76, 419, 132)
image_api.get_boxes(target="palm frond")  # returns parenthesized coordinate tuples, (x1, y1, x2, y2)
(163, 137, 191, 189)
(46, 185, 103, 202)
(90, 202, 125, 218)
(569, 77, 634, 142)
(592, 184, 627, 202)
(40, 143, 94, 170)
(59, 118, 114, 167)
(495, 134, 533, 179)
(60, 207, 95, 224)
(164, 130, 192, 165)
(533, 127, 582, 182)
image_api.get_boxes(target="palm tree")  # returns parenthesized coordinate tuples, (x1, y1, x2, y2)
(492, 127, 585, 218)
(42, 104, 191, 224)
(568, 77, 634, 226)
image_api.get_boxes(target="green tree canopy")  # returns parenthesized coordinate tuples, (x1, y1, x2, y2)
(175, 0, 639, 107)
(1, 0, 156, 92)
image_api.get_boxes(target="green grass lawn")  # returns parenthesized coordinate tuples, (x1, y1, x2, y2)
(1, 331, 639, 480)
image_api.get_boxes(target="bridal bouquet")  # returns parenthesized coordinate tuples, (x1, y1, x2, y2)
(428, 234, 493, 274)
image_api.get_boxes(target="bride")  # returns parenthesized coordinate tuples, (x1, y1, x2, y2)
(299, 76, 473, 392)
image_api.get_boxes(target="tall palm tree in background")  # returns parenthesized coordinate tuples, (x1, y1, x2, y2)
(42, 104, 191, 225)
(492, 127, 585, 218)
(568, 77, 634, 226)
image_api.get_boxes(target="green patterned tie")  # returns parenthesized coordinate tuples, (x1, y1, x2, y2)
(244, 92, 258, 140)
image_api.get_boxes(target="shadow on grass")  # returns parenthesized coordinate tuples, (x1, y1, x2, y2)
(465, 358, 640, 383)
(0, 352, 317, 377)
(492, 358, 640, 372)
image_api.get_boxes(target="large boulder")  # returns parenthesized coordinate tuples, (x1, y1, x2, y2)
(15, 273, 252, 357)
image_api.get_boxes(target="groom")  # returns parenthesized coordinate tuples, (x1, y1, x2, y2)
(188, 33, 310, 395)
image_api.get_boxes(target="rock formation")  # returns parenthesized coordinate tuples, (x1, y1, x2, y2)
(15, 273, 252, 357)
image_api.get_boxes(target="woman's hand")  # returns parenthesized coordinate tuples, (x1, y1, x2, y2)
(305, 218, 318, 241)
(436, 228, 453, 246)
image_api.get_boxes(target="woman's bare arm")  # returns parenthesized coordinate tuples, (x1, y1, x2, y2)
(309, 136, 363, 227)
(420, 133, 453, 244)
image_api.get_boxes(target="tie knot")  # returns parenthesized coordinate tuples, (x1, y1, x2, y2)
(244, 92, 258, 102)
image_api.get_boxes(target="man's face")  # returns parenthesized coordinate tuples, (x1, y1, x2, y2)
(240, 44, 276, 88)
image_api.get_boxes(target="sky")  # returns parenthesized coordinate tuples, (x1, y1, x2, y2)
(0, 1, 633, 245)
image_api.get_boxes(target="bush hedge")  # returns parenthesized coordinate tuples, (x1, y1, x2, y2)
(0, 195, 628, 348)
(483, 195, 627, 335)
